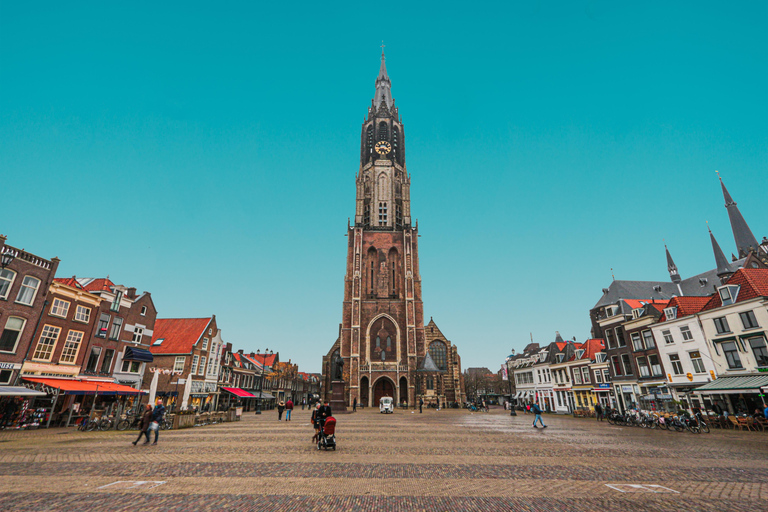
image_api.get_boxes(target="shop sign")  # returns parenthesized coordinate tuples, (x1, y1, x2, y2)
(0, 362, 17, 369)
(597, 383, 610, 389)
(621, 385, 633, 392)
(658, 394, 673, 399)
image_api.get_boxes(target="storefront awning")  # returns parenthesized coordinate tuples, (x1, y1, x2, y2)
(254, 392, 275, 400)
(222, 387, 256, 398)
(0, 386, 47, 397)
(694, 375, 768, 395)
(124, 347, 154, 362)
(24, 378, 145, 396)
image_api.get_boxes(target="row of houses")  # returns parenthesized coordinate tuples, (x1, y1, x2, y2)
(0, 234, 319, 428)
(505, 177, 768, 416)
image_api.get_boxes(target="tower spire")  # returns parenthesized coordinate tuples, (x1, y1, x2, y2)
(709, 224, 733, 282)
(373, 46, 393, 110)
(665, 244, 681, 284)
(718, 172, 758, 258)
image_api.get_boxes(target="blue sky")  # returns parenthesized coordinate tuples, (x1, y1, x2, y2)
(1, 1, 766, 373)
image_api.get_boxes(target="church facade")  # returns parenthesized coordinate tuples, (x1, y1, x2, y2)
(321, 52, 465, 408)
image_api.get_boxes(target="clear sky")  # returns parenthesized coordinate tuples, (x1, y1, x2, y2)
(1, 2, 766, 373)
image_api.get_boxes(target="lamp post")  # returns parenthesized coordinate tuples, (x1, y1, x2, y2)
(506, 350, 517, 416)
(254, 348, 273, 415)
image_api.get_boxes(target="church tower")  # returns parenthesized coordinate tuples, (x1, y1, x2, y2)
(322, 51, 464, 408)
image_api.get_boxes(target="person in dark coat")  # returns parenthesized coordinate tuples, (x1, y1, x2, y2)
(277, 401, 285, 421)
(318, 401, 332, 428)
(594, 403, 603, 422)
(147, 400, 166, 445)
(285, 399, 293, 422)
(311, 403, 321, 443)
(419, 398, 423, 414)
(132, 404, 153, 446)
(352, 397, 357, 413)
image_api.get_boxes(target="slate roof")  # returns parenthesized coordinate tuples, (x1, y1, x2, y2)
(593, 259, 744, 309)
(149, 318, 212, 355)
(419, 350, 440, 371)
(721, 177, 759, 256)
(701, 268, 768, 312)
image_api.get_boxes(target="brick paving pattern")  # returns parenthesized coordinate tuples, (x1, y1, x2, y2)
(0, 408, 766, 511)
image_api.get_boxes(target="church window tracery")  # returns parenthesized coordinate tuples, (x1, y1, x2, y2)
(429, 341, 448, 371)
(378, 122, 388, 142)
(378, 202, 388, 225)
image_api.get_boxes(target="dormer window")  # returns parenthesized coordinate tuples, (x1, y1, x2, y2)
(595, 353, 606, 363)
(718, 285, 740, 306)
(632, 309, 644, 319)
(557, 354, 564, 363)
(575, 349, 585, 359)
(605, 306, 618, 317)
(664, 307, 678, 320)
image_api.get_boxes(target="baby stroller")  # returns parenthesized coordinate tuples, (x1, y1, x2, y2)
(317, 416, 336, 451)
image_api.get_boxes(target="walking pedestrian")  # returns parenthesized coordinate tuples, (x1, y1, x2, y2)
(285, 399, 293, 422)
(419, 398, 423, 414)
(594, 403, 603, 422)
(532, 402, 547, 428)
(352, 397, 357, 412)
(147, 399, 166, 445)
(311, 403, 321, 443)
(132, 404, 153, 446)
(277, 401, 285, 421)
(302, 398, 306, 410)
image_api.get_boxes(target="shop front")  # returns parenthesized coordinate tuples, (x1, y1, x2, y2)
(571, 384, 594, 411)
(0, 386, 48, 430)
(552, 387, 572, 413)
(638, 382, 675, 412)
(694, 375, 768, 415)
(189, 380, 219, 412)
(614, 382, 639, 412)
(592, 383, 612, 409)
(22, 377, 145, 428)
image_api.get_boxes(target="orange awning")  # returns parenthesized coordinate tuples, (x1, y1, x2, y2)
(23, 378, 145, 396)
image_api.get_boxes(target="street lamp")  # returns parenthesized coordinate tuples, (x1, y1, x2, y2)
(1, 250, 16, 269)
(254, 349, 273, 415)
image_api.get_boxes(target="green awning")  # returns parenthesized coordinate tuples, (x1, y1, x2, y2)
(695, 375, 768, 394)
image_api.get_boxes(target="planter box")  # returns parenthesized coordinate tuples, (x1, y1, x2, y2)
(172, 413, 196, 429)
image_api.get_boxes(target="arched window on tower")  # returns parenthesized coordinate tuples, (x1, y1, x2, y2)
(387, 248, 399, 297)
(429, 341, 448, 371)
(367, 247, 377, 296)
(386, 336, 391, 350)
(378, 121, 388, 142)
(392, 126, 399, 156)
(366, 125, 374, 156)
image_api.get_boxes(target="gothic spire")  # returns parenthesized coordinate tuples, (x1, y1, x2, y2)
(709, 226, 732, 278)
(719, 174, 758, 258)
(665, 244, 681, 284)
(373, 49, 393, 110)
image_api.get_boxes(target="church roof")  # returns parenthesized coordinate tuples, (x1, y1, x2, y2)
(419, 350, 441, 372)
(709, 226, 732, 277)
(373, 51, 393, 110)
(720, 176, 759, 256)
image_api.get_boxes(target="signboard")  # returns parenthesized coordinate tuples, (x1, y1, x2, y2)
(621, 385, 633, 392)
(597, 383, 610, 389)
(0, 362, 17, 369)
(177, 379, 186, 384)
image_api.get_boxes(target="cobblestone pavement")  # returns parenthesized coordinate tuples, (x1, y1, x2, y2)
(1, 408, 767, 511)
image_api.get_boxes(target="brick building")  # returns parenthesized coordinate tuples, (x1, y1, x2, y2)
(322, 52, 465, 408)
(0, 235, 60, 386)
(145, 316, 219, 411)
(75, 277, 157, 389)
(19, 278, 102, 380)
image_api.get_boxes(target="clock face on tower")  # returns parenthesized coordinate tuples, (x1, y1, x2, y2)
(374, 141, 392, 155)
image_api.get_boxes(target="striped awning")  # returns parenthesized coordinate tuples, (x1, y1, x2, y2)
(695, 375, 768, 394)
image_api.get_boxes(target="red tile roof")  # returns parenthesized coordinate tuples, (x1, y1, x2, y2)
(149, 318, 212, 354)
(579, 339, 606, 361)
(658, 296, 711, 322)
(648, 302, 669, 313)
(701, 268, 768, 312)
(624, 299, 668, 310)
(252, 353, 277, 367)
(53, 277, 84, 290)
(80, 278, 116, 292)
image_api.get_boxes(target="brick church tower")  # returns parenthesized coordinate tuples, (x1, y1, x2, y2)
(322, 51, 465, 409)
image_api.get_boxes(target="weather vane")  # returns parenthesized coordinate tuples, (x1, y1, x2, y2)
(381, 41, 385, 53)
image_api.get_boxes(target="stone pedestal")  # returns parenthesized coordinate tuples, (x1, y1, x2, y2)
(330, 380, 349, 414)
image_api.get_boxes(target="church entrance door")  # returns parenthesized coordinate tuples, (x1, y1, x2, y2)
(360, 376, 370, 407)
(373, 378, 395, 405)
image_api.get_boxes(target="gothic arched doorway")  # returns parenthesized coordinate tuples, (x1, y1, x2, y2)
(373, 377, 395, 405)
(360, 376, 370, 407)
(399, 376, 408, 405)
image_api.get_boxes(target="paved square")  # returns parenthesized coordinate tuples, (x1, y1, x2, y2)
(1, 408, 766, 511)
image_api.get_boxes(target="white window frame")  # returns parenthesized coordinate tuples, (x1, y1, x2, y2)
(664, 307, 677, 320)
(191, 355, 199, 374)
(50, 298, 70, 318)
(689, 351, 705, 374)
(668, 353, 683, 375)
(121, 359, 142, 373)
(74, 305, 91, 324)
(131, 326, 144, 344)
(32, 325, 61, 361)
(173, 356, 186, 372)
(718, 285, 740, 306)
(679, 325, 694, 341)
(109, 317, 123, 340)
(202, 338, 209, 351)
(15, 275, 41, 306)
(199, 356, 207, 375)
(59, 330, 84, 364)
(0, 268, 17, 300)
(140, 305, 147, 316)
(0, 316, 26, 354)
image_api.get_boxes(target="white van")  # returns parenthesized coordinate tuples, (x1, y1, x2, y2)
(379, 396, 394, 414)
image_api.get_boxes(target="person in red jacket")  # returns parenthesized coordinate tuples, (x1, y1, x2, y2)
(285, 399, 294, 422)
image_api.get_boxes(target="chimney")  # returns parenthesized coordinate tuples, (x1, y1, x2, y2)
(126, 287, 137, 299)
(249, 352, 255, 358)
(238, 349, 244, 354)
